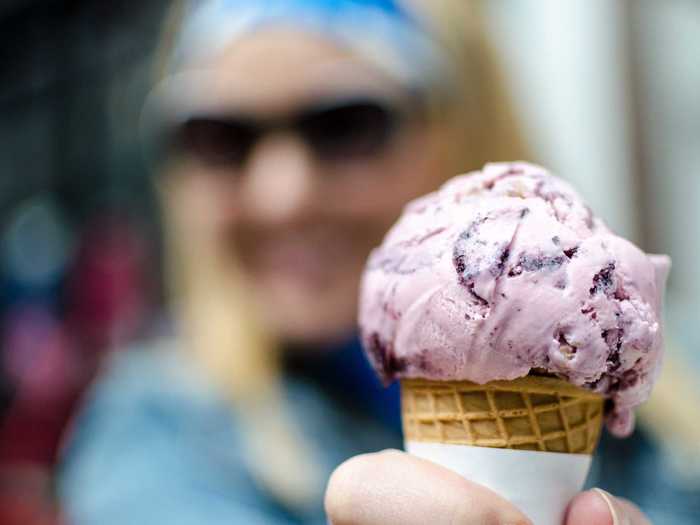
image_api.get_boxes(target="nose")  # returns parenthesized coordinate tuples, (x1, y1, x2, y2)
(240, 132, 317, 224)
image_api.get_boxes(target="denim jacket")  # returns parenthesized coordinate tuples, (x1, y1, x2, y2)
(59, 338, 698, 524)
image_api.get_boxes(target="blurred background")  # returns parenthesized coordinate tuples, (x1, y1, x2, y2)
(0, 0, 697, 523)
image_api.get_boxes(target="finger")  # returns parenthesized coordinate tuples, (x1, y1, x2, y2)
(565, 489, 651, 525)
(325, 449, 531, 525)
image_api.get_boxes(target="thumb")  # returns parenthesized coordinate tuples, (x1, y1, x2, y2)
(565, 488, 651, 525)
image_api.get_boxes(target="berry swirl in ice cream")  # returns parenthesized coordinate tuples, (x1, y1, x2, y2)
(359, 162, 670, 436)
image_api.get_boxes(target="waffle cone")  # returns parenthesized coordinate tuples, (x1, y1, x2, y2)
(401, 376, 603, 454)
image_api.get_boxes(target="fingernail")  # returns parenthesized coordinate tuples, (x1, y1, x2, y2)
(592, 488, 629, 525)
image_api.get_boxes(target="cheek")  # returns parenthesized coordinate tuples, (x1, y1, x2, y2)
(184, 171, 243, 227)
(323, 132, 447, 227)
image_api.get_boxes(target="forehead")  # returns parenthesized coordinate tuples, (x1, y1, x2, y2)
(189, 29, 407, 113)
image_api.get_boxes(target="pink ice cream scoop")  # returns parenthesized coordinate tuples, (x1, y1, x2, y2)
(359, 162, 670, 437)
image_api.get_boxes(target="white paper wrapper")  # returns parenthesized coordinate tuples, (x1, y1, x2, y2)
(406, 441, 592, 525)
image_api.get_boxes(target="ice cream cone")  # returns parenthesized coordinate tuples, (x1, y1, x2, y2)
(401, 376, 603, 453)
(401, 376, 604, 525)
(359, 164, 668, 524)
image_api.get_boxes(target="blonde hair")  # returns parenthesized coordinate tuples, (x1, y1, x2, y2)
(153, 0, 530, 509)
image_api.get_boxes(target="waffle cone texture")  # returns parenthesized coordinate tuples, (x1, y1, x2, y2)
(401, 376, 603, 454)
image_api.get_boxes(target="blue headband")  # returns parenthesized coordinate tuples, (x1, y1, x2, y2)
(171, 0, 451, 93)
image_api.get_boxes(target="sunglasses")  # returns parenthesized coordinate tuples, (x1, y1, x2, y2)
(168, 97, 413, 168)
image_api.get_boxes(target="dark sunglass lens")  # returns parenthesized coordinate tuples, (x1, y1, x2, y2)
(176, 118, 257, 167)
(301, 101, 399, 161)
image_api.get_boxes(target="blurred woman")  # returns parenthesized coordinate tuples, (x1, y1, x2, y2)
(57, 1, 650, 524)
